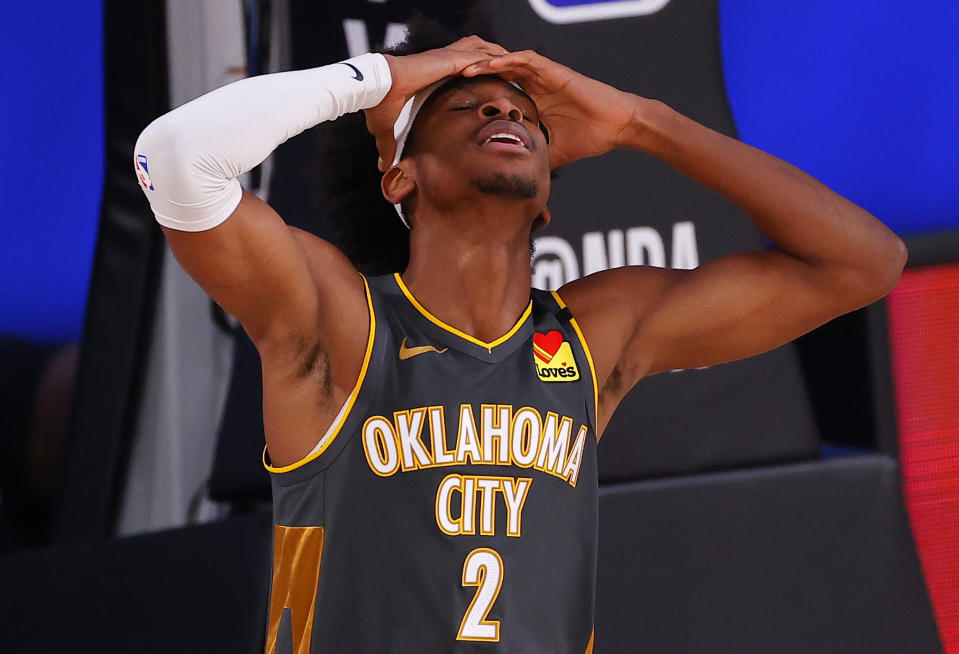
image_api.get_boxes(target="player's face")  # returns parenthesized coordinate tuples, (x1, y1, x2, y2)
(406, 76, 551, 207)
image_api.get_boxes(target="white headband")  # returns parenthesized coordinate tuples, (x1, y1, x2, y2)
(389, 78, 528, 229)
(389, 78, 449, 228)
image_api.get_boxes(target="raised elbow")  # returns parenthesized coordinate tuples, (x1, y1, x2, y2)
(854, 234, 908, 306)
(877, 234, 908, 296)
(825, 233, 907, 313)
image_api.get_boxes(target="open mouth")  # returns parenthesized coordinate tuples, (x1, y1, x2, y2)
(477, 120, 531, 153)
(482, 133, 528, 152)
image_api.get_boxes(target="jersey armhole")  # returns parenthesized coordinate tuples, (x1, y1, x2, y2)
(263, 274, 377, 474)
(550, 289, 599, 432)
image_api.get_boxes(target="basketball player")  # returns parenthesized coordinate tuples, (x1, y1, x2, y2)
(133, 24, 905, 654)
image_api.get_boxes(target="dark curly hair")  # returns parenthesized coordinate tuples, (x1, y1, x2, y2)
(314, 12, 515, 276)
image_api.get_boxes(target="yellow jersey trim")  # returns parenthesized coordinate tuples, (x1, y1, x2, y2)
(550, 290, 599, 429)
(394, 273, 532, 353)
(264, 275, 377, 474)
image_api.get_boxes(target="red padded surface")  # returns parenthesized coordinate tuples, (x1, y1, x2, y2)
(888, 264, 959, 653)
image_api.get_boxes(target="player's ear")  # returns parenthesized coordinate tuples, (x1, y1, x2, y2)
(534, 206, 552, 229)
(381, 164, 416, 206)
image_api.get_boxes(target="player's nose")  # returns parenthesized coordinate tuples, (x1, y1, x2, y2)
(480, 97, 523, 123)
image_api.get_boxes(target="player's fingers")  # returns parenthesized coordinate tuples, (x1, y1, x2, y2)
(463, 53, 540, 74)
(488, 50, 544, 70)
(466, 43, 509, 58)
(373, 134, 396, 172)
(436, 50, 495, 80)
(462, 58, 528, 77)
(453, 35, 509, 56)
(462, 60, 542, 88)
(461, 58, 494, 76)
(451, 51, 497, 74)
(484, 42, 510, 56)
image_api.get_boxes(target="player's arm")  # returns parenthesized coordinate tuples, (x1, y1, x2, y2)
(134, 40, 508, 464)
(134, 54, 396, 465)
(136, 36, 507, 348)
(134, 54, 396, 347)
(465, 52, 906, 434)
(565, 102, 905, 378)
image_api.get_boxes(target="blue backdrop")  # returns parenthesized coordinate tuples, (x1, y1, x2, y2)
(3, 0, 957, 342)
(1, 1, 104, 343)
(720, 1, 959, 239)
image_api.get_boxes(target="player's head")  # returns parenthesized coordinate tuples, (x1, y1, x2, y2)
(383, 74, 552, 230)
(317, 13, 554, 275)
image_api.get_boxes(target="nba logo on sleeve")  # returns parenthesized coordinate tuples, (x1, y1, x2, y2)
(527, 0, 671, 24)
(135, 153, 155, 191)
(534, 331, 580, 382)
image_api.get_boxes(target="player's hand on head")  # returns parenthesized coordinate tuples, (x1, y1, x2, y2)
(366, 36, 509, 171)
(462, 50, 639, 168)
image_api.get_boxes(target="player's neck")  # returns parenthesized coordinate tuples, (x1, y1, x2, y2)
(403, 205, 535, 345)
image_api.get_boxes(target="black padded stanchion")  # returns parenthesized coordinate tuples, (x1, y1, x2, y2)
(595, 454, 941, 653)
(55, 0, 170, 544)
(0, 511, 273, 654)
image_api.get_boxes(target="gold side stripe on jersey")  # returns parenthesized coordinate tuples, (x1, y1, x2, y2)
(264, 275, 377, 474)
(265, 525, 325, 654)
(584, 627, 595, 654)
(394, 272, 532, 352)
(550, 290, 599, 430)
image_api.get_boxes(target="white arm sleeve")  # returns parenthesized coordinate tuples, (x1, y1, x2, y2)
(133, 52, 392, 232)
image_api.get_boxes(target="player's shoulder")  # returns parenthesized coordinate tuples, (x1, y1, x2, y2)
(556, 264, 678, 321)
(287, 225, 370, 301)
(288, 226, 360, 280)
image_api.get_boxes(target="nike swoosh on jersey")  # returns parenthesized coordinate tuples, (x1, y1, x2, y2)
(399, 337, 448, 360)
(341, 62, 364, 81)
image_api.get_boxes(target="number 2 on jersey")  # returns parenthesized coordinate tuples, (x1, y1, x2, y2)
(457, 548, 504, 642)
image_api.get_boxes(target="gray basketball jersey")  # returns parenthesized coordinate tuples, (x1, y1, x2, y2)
(265, 273, 598, 654)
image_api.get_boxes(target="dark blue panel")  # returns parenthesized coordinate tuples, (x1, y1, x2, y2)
(0, 1, 104, 342)
(720, 1, 959, 237)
